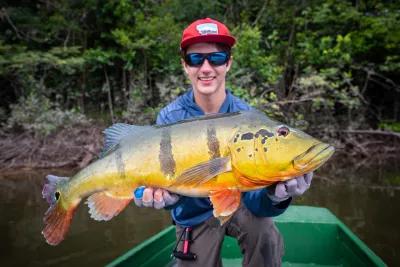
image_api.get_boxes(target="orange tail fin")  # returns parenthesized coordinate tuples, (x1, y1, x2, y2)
(42, 174, 77, 246)
(42, 203, 77, 245)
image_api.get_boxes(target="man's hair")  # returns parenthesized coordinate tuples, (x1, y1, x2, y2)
(180, 42, 232, 58)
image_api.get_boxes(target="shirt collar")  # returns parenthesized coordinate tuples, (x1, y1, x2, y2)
(185, 88, 233, 115)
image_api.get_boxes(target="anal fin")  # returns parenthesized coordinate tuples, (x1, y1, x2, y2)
(86, 191, 132, 221)
(209, 189, 241, 225)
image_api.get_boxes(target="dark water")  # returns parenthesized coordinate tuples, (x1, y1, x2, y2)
(0, 161, 399, 267)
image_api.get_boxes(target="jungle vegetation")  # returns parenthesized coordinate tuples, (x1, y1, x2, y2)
(0, 0, 399, 167)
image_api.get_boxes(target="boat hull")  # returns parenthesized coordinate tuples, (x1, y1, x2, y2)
(106, 206, 386, 267)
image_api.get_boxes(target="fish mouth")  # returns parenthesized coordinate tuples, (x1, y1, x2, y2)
(293, 143, 335, 171)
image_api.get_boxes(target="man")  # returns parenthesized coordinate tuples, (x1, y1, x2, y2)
(133, 18, 313, 267)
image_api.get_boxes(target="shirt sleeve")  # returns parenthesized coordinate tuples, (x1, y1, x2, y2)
(156, 110, 168, 125)
(242, 188, 291, 217)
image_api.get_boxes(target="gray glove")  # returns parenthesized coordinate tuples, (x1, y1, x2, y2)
(267, 172, 313, 203)
(133, 186, 180, 209)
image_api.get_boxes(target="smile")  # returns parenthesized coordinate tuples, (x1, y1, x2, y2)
(198, 77, 215, 81)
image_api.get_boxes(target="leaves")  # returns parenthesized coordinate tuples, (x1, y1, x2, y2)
(0, 0, 399, 133)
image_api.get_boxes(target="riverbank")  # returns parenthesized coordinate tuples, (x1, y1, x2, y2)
(0, 125, 104, 171)
(1, 123, 399, 172)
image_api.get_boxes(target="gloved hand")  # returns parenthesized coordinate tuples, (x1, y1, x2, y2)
(267, 172, 313, 203)
(133, 186, 180, 209)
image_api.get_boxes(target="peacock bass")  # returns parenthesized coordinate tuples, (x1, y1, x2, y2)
(42, 110, 334, 245)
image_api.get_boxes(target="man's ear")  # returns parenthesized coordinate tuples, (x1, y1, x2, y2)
(226, 56, 233, 72)
(181, 58, 189, 75)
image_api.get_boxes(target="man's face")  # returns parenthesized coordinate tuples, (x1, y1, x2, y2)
(182, 42, 232, 97)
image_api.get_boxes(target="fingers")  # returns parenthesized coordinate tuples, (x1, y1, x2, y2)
(133, 187, 155, 207)
(284, 178, 299, 195)
(266, 172, 314, 203)
(275, 183, 288, 199)
(153, 188, 166, 209)
(266, 182, 290, 203)
(295, 176, 308, 195)
(163, 190, 180, 206)
(133, 186, 146, 206)
(304, 172, 313, 185)
(284, 172, 313, 197)
(142, 187, 155, 207)
(133, 187, 179, 209)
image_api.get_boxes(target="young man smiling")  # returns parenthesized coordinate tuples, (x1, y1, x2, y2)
(133, 18, 313, 267)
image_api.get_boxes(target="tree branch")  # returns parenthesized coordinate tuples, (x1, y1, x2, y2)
(0, 7, 23, 39)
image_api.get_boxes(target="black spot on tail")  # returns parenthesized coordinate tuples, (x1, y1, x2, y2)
(159, 128, 176, 177)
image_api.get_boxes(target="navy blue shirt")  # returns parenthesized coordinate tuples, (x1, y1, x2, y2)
(157, 89, 290, 227)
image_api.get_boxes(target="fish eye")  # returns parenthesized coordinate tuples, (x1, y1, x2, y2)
(277, 126, 290, 137)
(55, 191, 60, 201)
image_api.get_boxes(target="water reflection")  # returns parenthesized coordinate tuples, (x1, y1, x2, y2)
(0, 169, 171, 267)
(0, 161, 398, 266)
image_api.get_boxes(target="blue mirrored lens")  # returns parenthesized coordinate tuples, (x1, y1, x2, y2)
(209, 52, 229, 65)
(187, 53, 205, 66)
(185, 52, 229, 67)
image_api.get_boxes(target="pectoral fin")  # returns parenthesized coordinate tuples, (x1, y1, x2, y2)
(209, 189, 241, 225)
(170, 157, 232, 186)
(86, 190, 132, 221)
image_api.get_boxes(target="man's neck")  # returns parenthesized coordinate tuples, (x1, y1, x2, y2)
(193, 89, 227, 114)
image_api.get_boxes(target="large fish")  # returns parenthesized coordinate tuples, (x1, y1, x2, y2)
(42, 110, 334, 245)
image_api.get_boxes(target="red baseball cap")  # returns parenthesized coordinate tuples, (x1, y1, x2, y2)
(180, 18, 236, 50)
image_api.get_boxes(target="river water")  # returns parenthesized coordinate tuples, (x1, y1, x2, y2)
(0, 160, 399, 266)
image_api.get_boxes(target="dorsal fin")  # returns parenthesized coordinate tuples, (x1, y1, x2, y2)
(155, 111, 242, 128)
(101, 123, 151, 157)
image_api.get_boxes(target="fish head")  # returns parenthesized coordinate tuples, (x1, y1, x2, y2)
(230, 121, 334, 182)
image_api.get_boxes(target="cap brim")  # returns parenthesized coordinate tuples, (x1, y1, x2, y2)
(181, 35, 236, 50)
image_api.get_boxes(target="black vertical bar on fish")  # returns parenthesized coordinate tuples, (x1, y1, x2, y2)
(207, 124, 220, 159)
(159, 128, 176, 177)
(115, 149, 126, 179)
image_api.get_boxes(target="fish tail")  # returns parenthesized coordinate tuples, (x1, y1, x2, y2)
(42, 201, 77, 245)
(41, 174, 77, 246)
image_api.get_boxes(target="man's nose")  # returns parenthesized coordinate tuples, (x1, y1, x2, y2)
(199, 59, 213, 72)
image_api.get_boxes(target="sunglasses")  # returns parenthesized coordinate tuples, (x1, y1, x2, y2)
(184, 51, 230, 67)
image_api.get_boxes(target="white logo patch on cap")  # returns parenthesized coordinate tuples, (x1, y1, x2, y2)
(196, 23, 218, 35)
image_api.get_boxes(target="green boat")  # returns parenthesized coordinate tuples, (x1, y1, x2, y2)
(107, 206, 386, 267)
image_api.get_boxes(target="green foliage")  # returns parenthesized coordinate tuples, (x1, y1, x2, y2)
(379, 121, 400, 132)
(0, 0, 399, 135)
(232, 25, 282, 84)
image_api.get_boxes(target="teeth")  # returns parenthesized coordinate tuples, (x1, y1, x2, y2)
(199, 77, 214, 81)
